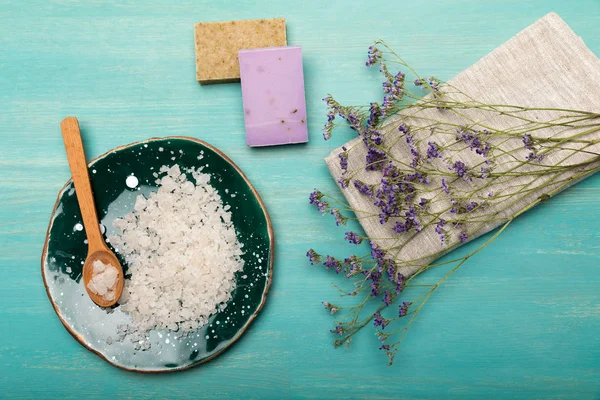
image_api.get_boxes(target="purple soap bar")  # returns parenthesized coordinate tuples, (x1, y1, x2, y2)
(239, 46, 308, 147)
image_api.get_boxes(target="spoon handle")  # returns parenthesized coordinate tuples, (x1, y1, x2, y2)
(60, 117, 105, 253)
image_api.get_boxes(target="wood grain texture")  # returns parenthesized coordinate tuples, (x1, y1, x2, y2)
(59, 117, 105, 251)
(59, 116, 123, 307)
(0, 0, 599, 399)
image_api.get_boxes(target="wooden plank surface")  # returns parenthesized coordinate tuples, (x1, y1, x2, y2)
(0, 0, 599, 398)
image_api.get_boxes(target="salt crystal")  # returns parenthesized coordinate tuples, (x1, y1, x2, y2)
(87, 260, 119, 301)
(109, 164, 245, 335)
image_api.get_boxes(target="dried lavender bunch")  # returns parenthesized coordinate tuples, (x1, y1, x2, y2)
(309, 40, 600, 365)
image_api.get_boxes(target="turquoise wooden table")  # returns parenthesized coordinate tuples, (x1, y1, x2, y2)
(1, 1, 599, 398)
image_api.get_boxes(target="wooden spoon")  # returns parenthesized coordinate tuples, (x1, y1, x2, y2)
(60, 116, 124, 307)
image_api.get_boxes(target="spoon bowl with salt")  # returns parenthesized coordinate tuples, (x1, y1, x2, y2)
(60, 116, 124, 308)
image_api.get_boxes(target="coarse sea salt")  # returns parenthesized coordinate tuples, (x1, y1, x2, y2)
(87, 260, 119, 302)
(109, 164, 244, 337)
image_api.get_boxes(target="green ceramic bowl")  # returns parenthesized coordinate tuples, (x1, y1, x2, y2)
(41, 137, 274, 372)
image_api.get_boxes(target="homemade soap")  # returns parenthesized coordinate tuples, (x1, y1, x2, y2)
(194, 18, 287, 84)
(239, 46, 308, 147)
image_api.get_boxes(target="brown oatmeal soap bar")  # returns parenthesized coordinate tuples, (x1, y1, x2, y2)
(194, 18, 287, 84)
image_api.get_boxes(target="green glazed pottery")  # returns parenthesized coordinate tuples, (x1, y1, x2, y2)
(41, 137, 274, 372)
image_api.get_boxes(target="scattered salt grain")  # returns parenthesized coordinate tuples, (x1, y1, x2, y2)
(126, 175, 139, 189)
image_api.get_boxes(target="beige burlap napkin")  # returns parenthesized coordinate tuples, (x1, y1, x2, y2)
(325, 12, 600, 277)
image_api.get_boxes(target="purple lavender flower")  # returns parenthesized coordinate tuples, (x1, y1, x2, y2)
(435, 219, 446, 246)
(370, 242, 385, 263)
(309, 189, 323, 205)
(459, 231, 468, 243)
(373, 311, 388, 329)
(364, 129, 383, 145)
(386, 260, 397, 282)
(395, 273, 405, 294)
(381, 70, 405, 116)
(380, 344, 391, 351)
(393, 220, 407, 234)
(427, 77, 440, 91)
(368, 270, 382, 296)
(382, 81, 392, 93)
(469, 135, 481, 151)
(426, 141, 442, 159)
(322, 95, 336, 108)
(381, 95, 396, 118)
(456, 127, 472, 142)
(465, 201, 479, 212)
(394, 70, 405, 84)
(414, 77, 440, 91)
(344, 255, 359, 266)
(399, 301, 412, 317)
(382, 164, 400, 178)
(344, 255, 363, 277)
(330, 325, 344, 335)
(409, 149, 420, 168)
(404, 206, 421, 232)
(306, 249, 321, 265)
(404, 132, 420, 168)
(331, 208, 346, 226)
(309, 189, 329, 212)
(344, 231, 363, 245)
(522, 134, 534, 150)
(480, 166, 491, 179)
(398, 123, 408, 134)
(366, 45, 382, 67)
(365, 146, 388, 171)
(337, 177, 349, 189)
(477, 142, 491, 157)
(450, 160, 469, 180)
(323, 302, 338, 315)
(344, 112, 362, 131)
(419, 197, 428, 208)
(323, 255, 342, 273)
(354, 180, 373, 196)
(441, 178, 450, 194)
(405, 171, 429, 184)
(527, 152, 544, 162)
(367, 102, 381, 128)
(322, 110, 335, 140)
(383, 290, 392, 306)
(338, 147, 348, 171)
(456, 127, 491, 157)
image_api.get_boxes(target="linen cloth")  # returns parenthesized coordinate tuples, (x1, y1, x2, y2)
(325, 13, 600, 277)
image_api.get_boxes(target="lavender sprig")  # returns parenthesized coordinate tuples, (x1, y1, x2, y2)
(309, 39, 600, 365)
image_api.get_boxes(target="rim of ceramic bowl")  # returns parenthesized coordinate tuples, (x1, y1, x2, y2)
(40, 136, 275, 373)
